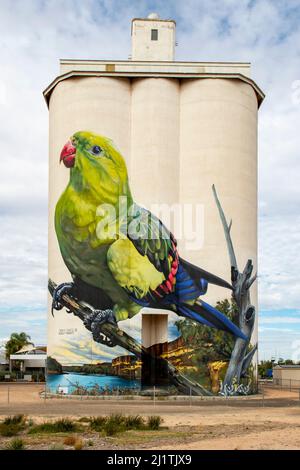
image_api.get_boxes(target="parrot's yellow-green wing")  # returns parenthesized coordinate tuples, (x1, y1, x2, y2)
(107, 238, 165, 299)
(106, 204, 179, 303)
(126, 204, 178, 279)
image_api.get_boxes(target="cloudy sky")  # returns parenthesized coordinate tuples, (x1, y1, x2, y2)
(48, 312, 179, 365)
(0, 0, 299, 361)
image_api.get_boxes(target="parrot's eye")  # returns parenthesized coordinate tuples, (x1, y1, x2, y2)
(90, 145, 102, 156)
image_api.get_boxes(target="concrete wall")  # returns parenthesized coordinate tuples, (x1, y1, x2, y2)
(273, 368, 300, 382)
(130, 77, 180, 209)
(179, 78, 258, 342)
(142, 314, 168, 348)
(59, 60, 252, 77)
(131, 19, 175, 61)
(47, 74, 259, 369)
(10, 355, 46, 368)
(48, 77, 131, 352)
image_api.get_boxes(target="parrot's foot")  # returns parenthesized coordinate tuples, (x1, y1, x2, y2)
(84, 309, 118, 347)
(51, 282, 74, 316)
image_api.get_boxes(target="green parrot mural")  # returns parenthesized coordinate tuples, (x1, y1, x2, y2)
(53, 131, 246, 338)
(50, 130, 251, 394)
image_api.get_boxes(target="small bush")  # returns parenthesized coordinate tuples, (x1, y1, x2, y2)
(89, 416, 107, 431)
(3, 414, 26, 426)
(87, 439, 94, 447)
(53, 418, 77, 432)
(102, 414, 127, 436)
(124, 415, 144, 430)
(107, 414, 124, 426)
(147, 416, 163, 430)
(90, 414, 133, 433)
(63, 435, 76, 446)
(28, 418, 77, 434)
(103, 421, 120, 436)
(74, 438, 83, 450)
(0, 423, 22, 437)
(0, 414, 26, 436)
(6, 438, 25, 450)
(88, 414, 163, 436)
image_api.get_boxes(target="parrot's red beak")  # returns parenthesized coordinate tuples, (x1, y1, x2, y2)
(60, 140, 76, 168)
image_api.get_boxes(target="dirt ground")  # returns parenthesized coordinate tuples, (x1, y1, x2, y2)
(0, 384, 300, 450)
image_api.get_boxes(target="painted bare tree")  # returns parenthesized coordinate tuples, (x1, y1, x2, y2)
(212, 185, 257, 394)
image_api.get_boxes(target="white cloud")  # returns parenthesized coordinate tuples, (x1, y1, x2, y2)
(50, 331, 131, 365)
(258, 327, 300, 361)
(260, 316, 300, 325)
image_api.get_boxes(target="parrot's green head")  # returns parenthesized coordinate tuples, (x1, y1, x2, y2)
(60, 130, 131, 205)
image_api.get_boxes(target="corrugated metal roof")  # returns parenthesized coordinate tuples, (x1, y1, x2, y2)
(15, 345, 46, 354)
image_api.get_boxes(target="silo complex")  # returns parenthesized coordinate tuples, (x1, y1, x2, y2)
(45, 15, 264, 396)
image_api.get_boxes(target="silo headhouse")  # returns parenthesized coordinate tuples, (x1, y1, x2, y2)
(45, 14, 264, 397)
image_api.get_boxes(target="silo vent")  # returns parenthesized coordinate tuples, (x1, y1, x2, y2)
(147, 13, 160, 19)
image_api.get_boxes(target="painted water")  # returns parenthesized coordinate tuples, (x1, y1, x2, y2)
(47, 372, 139, 394)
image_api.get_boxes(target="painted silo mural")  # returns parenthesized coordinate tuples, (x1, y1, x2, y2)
(47, 130, 257, 397)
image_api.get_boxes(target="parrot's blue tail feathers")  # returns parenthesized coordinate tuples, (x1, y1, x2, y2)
(175, 264, 205, 301)
(179, 257, 232, 291)
(177, 300, 247, 340)
(178, 304, 215, 328)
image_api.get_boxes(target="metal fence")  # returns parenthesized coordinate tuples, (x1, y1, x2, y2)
(1, 380, 300, 407)
(260, 378, 300, 391)
(0, 383, 188, 406)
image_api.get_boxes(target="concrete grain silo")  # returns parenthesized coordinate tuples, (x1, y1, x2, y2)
(45, 14, 264, 396)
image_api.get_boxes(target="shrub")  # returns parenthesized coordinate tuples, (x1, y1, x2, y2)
(87, 439, 94, 447)
(6, 438, 25, 450)
(3, 414, 26, 425)
(28, 418, 77, 434)
(0, 414, 27, 436)
(102, 414, 127, 436)
(124, 415, 145, 430)
(103, 421, 119, 436)
(147, 416, 163, 430)
(103, 414, 145, 436)
(107, 414, 124, 426)
(89, 416, 107, 431)
(54, 418, 77, 432)
(0, 414, 26, 437)
(74, 438, 83, 450)
(63, 435, 76, 446)
(88, 414, 162, 435)
(0, 424, 22, 437)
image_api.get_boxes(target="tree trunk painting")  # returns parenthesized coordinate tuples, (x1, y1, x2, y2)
(212, 185, 257, 395)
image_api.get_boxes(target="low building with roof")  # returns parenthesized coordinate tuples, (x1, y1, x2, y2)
(273, 365, 300, 387)
(9, 345, 46, 381)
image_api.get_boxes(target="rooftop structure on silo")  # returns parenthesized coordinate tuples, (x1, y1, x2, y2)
(131, 13, 176, 61)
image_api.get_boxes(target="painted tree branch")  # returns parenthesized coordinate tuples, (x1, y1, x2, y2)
(48, 279, 212, 396)
(212, 185, 257, 392)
